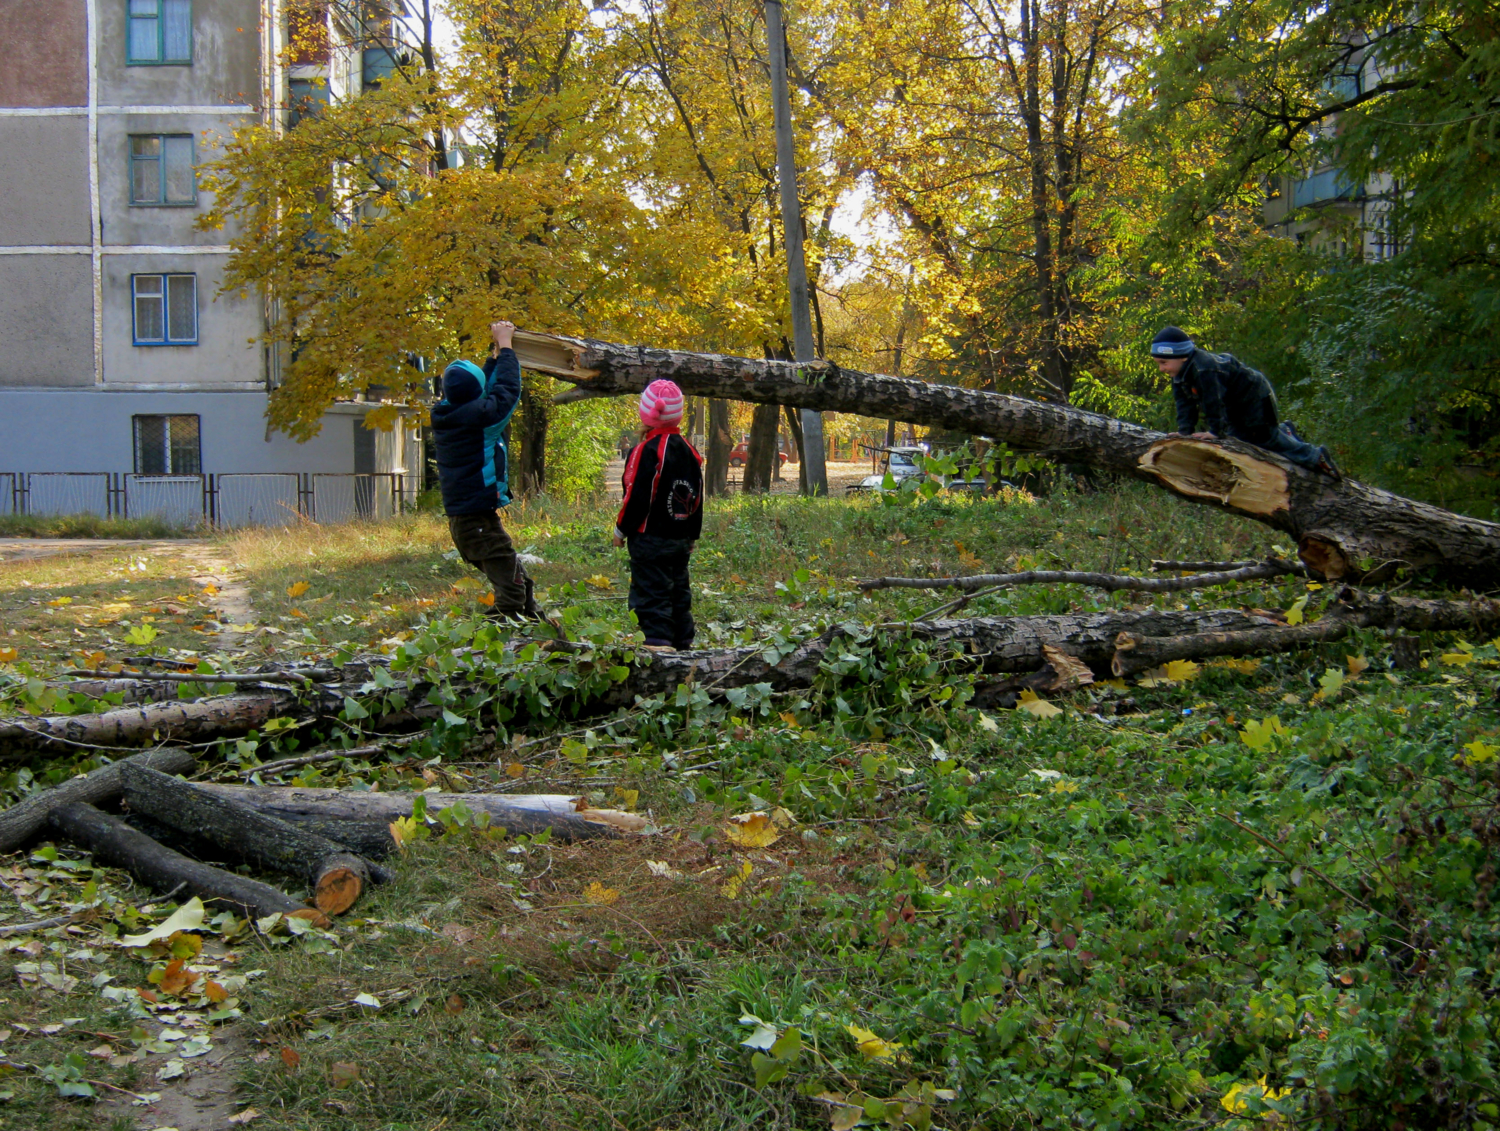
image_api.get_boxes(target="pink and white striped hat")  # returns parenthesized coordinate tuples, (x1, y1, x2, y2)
(639, 379, 684, 428)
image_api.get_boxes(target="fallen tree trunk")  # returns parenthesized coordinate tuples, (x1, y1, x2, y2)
(48, 802, 320, 924)
(120, 765, 394, 915)
(0, 749, 197, 854)
(1113, 591, 1500, 676)
(512, 330, 1500, 585)
(7, 597, 1496, 751)
(0, 691, 303, 755)
(190, 785, 644, 842)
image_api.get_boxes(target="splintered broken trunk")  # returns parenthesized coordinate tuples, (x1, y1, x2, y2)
(516, 331, 1500, 585)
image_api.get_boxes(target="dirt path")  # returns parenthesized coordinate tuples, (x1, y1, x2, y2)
(176, 543, 257, 653)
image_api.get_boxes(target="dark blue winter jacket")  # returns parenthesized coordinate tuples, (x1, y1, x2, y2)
(431, 348, 521, 516)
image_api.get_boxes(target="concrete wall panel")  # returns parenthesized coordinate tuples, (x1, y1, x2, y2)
(98, 0, 264, 111)
(0, 257, 95, 387)
(0, 1, 88, 108)
(0, 391, 359, 474)
(0, 118, 93, 246)
(98, 115, 241, 246)
(101, 254, 262, 385)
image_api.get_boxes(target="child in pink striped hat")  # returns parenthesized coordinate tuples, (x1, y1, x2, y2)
(613, 380, 704, 650)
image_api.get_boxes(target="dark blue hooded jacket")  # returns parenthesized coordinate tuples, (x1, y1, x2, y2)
(430, 348, 521, 516)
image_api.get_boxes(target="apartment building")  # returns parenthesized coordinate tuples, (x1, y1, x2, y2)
(1261, 51, 1403, 263)
(0, 0, 419, 523)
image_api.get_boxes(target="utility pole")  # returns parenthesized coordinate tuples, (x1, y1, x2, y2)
(763, 0, 828, 497)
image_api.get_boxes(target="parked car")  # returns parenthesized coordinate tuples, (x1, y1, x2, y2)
(847, 446, 999, 494)
(729, 441, 789, 469)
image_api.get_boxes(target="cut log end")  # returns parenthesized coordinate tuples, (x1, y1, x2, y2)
(1138, 438, 1290, 515)
(313, 854, 370, 916)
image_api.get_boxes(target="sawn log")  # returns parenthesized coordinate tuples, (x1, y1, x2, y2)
(511, 330, 1500, 585)
(48, 802, 321, 924)
(0, 749, 197, 854)
(121, 764, 393, 915)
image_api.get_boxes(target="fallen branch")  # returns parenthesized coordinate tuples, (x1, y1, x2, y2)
(189, 784, 648, 842)
(1150, 558, 1308, 576)
(63, 668, 336, 686)
(0, 749, 197, 854)
(48, 802, 320, 924)
(1112, 590, 1500, 676)
(858, 560, 1299, 594)
(0, 912, 85, 937)
(121, 764, 393, 915)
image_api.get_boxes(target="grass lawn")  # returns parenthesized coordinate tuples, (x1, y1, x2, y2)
(0, 484, 1497, 1129)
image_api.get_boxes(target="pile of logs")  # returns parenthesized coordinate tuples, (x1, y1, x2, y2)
(0, 751, 640, 922)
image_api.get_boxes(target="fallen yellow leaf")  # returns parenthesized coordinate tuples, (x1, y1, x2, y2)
(583, 881, 620, 905)
(285, 581, 310, 599)
(1346, 655, 1370, 676)
(1017, 689, 1062, 718)
(0, 647, 16, 664)
(504, 762, 525, 778)
(584, 574, 614, 590)
(721, 860, 753, 899)
(847, 1022, 903, 1060)
(1224, 657, 1261, 675)
(725, 811, 781, 849)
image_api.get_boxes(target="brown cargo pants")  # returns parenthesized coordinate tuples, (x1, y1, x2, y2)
(447, 511, 536, 616)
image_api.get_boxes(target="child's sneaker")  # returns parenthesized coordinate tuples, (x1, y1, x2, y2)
(1315, 447, 1342, 480)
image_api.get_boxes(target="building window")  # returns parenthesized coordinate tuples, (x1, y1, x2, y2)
(132, 274, 198, 345)
(127, 0, 192, 65)
(130, 135, 196, 205)
(133, 415, 202, 474)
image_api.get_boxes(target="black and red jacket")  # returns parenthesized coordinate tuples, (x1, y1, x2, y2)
(616, 429, 703, 541)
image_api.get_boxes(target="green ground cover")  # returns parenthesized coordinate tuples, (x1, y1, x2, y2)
(0, 485, 1496, 1130)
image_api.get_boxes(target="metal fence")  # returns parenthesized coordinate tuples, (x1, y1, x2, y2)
(0, 473, 418, 528)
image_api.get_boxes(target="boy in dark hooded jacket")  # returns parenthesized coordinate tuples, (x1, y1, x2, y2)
(431, 320, 542, 621)
(1150, 326, 1341, 478)
(613, 380, 703, 650)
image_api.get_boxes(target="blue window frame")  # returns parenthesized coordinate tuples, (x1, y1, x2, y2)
(128, 0, 192, 65)
(133, 415, 201, 474)
(130, 135, 196, 205)
(132, 274, 198, 345)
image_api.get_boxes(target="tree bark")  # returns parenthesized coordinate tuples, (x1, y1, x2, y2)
(188, 784, 637, 841)
(120, 764, 393, 914)
(785, 404, 807, 494)
(516, 372, 549, 496)
(744, 403, 780, 492)
(0, 749, 197, 854)
(705, 399, 731, 497)
(0, 691, 302, 755)
(48, 802, 318, 924)
(522, 331, 1500, 585)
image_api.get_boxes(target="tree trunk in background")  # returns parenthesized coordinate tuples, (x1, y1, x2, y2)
(705, 399, 731, 496)
(522, 331, 1500, 585)
(785, 404, 807, 493)
(744, 403, 780, 493)
(686, 398, 702, 446)
(516, 373, 549, 496)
